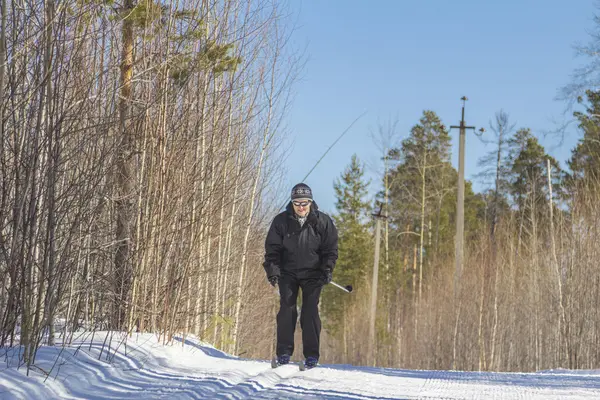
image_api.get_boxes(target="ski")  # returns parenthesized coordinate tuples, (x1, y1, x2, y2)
(271, 356, 318, 370)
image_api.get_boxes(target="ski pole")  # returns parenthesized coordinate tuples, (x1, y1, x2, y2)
(330, 281, 353, 293)
(273, 280, 353, 293)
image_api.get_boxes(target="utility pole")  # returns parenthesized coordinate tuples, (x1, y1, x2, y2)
(449, 97, 476, 296)
(369, 204, 386, 366)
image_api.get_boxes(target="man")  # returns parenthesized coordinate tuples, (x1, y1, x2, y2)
(263, 183, 338, 369)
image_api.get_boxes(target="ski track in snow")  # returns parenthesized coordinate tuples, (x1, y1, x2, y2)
(2, 332, 600, 399)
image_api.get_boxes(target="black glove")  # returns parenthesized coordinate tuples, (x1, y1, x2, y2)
(322, 268, 332, 285)
(268, 275, 279, 287)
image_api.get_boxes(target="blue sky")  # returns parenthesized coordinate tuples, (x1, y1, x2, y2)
(280, 0, 597, 214)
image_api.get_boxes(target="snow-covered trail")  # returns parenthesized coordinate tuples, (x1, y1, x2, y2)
(1, 332, 600, 399)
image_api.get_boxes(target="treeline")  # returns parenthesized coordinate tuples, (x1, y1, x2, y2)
(0, 0, 296, 370)
(321, 95, 600, 372)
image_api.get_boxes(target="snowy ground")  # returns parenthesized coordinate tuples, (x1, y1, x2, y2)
(2, 332, 600, 399)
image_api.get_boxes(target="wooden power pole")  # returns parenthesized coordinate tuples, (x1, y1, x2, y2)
(369, 205, 386, 366)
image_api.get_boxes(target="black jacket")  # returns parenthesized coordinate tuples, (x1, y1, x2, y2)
(263, 201, 338, 280)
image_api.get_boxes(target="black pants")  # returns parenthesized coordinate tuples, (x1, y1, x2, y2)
(276, 274, 323, 359)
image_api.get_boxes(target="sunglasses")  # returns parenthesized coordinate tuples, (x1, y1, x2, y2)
(292, 200, 311, 207)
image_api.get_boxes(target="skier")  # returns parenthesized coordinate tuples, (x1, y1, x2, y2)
(263, 183, 338, 370)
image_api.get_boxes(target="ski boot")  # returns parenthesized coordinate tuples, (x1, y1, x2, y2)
(299, 356, 318, 371)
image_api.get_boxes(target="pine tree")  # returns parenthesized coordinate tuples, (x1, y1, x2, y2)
(386, 111, 456, 278)
(505, 128, 561, 256)
(322, 155, 372, 349)
(333, 155, 372, 292)
(507, 128, 561, 212)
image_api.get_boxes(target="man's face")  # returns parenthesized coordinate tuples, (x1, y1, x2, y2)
(292, 199, 311, 217)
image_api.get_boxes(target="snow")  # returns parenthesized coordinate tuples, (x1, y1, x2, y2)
(2, 332, 600, 399)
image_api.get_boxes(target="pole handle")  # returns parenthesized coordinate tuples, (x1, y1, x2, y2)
(330, 281, 353, 293)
